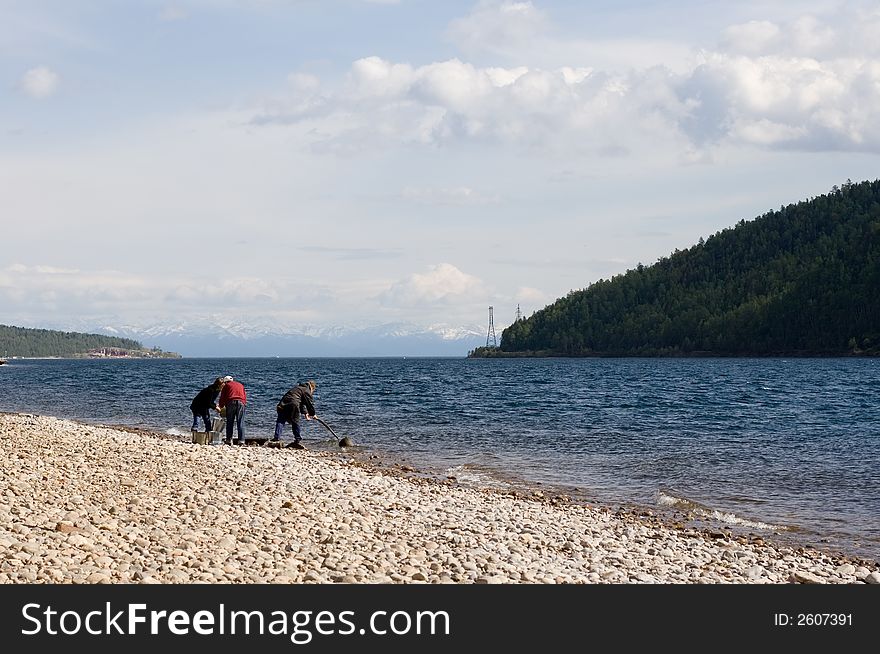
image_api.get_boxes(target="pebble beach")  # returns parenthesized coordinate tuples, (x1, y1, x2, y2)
(1, 412, 878, 585)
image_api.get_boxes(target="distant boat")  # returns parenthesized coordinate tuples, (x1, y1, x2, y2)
(0, 360, 6, 366)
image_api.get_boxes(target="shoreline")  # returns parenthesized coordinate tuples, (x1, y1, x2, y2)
(117, 423, 852, 560)
(0, 411, 870, 552)
(1, 411, 878, 584)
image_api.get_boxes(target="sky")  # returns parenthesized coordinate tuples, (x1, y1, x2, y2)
(2, 0, 880, 336)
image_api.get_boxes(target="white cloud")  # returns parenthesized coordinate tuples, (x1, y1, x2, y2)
(248, 8, 880, 155)
(718, 8, 880, 59)
(0, 264, 151, 311)
(20, 66, 59, 98)
(380, 263, 486, 307)
(1, 258, 489, 328)
(681, 51, 880, 150)
(0, 264, 327, 318)
(350, 56, 416, 98)
(254, 57, 690, 154)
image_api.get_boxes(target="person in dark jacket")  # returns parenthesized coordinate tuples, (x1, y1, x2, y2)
(273, 380, 317, 449)
(190, 377, 224, 434)
(218, 375, 247, 445)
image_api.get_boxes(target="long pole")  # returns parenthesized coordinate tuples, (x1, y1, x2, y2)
(313, 416, 339, 439)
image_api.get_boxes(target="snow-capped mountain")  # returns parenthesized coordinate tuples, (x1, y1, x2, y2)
(72, 318, 490, 357)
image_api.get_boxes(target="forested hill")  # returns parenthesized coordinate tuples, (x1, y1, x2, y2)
(484, 179, 880, 357)
(0, 325, 179, 358)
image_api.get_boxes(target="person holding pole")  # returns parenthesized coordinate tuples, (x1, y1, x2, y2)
(273, 380, 317, 449)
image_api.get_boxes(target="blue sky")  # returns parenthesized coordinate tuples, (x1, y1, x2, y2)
(3, 0, 880, 335)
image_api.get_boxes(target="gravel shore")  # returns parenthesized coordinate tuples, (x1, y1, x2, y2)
(1, 412, 877, 584)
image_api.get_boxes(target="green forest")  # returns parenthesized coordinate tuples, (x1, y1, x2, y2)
(473, 179, 880, 357)
(0, 325, 178, 358)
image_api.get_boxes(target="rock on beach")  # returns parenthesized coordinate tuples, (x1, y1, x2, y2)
(0, 412, 876, 585)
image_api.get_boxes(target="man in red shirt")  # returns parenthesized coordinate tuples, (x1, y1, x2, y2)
(218, 375, 247, 445)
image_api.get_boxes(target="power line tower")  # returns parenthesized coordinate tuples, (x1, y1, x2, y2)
(515, 304, 522, 322)
(486, 306, 497, 347)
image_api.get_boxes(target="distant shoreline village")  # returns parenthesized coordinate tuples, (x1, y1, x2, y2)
(78, 347, 180, 359)
(0, 325, 180, 359)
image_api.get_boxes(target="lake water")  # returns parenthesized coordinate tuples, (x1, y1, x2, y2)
(2, 357, 878, 562)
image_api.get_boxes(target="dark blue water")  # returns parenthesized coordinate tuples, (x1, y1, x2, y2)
(2, 357, 878, 561)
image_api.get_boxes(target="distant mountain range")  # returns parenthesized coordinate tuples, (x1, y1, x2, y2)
(68, 319, 489, 357)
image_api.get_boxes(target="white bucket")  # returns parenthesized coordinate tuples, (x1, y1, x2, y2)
(209, 416, 226, 444)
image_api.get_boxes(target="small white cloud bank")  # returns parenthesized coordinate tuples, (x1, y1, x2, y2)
(0, 264, 324, 318)
(379, 263, 487, 308)
(0, 262, 491, 329)
(20, 66, 59, 99)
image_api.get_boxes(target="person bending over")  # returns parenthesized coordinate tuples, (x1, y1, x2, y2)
(274, 380, 317, 449)
(218, 375, 247, 445)
(190, 377, 223, 435)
